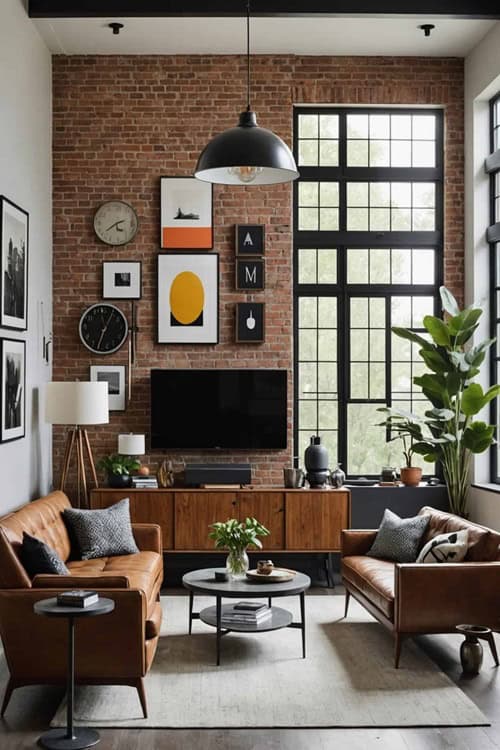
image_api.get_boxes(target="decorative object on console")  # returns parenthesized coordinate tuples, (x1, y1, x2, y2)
(283, 467, 305, 488)
(416, 529, 469, 564)
(367, 508, 430, 563)
(236, 302, 264, 343)
(376, 407, 423, 487)
(93, 200, 138, 246)
(304, 435, 329, 489)
(160, 176, 213, 249)
(209, 517, 270, 580)
(330, 464, 346, 489)
(194, 2, 298, 186)
(0, 337, 25, 443)
(157, 253, 218, 344)
(90, 364, 126, 411)
(0, 195, 28, 330)
(235, 224, 265, 255)
(79, 303, 129, 355)
(63, 497, 139, 561)
(236, 258, 264, 290)
(103, 261, 142, 300)
(157, 460, 175, 488)
(45, 381, 109, 507)
(19, 532, 69, 577)
(96, 453, 140, 489)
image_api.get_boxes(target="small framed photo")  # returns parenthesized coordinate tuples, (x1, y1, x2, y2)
(158, 253, 218, 344)
(90, 365, 126, 411)
(160, 176, 213, 249)
(236, 258, 265, 291)
(103, 261, 141, 299)
(1, 196, 29, 330)
(235, 224, 265, 256)
(1, 338, 26, 443)
(236, 303, 265, 343)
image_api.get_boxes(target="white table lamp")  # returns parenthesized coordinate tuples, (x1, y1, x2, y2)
(118, 433, 145, 456)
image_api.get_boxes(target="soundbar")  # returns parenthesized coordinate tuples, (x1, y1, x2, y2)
(185, 463, 252, 487)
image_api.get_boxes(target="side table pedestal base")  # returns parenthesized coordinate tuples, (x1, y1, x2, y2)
(38, 727, 100, 750)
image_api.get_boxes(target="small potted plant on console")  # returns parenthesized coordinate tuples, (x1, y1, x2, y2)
(209, 517, 270, 579)
(376, 407, 424, 486)
(97, 453, 141, 489)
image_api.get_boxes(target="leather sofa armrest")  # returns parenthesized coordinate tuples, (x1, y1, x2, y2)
(132, 523, 162, 554)
(341, 530, 377, 557)
(395, 562, 500, 632)
(32, 575, 130, 589)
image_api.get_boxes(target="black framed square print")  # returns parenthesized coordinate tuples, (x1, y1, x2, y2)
(236, 258, 265, 291)
(0, 196, 28, 330)
(1, 338, 25, 443)
(236, 303, 265, 343)
(235, 224, 265, 256)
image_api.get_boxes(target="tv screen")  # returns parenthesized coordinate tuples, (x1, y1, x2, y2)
(150, 369, 287, 450)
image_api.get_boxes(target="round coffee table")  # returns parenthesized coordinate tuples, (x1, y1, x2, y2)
(34, 596, 115, 750)
(182, 568, 311, 665)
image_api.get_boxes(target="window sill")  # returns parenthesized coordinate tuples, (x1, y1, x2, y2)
(471, 483, 500, 495)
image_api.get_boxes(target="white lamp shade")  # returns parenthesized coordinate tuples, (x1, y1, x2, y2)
(118, 433, 145, 455)
(45, 382, 109, 425)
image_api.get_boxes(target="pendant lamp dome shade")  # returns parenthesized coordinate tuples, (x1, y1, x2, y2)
(195, 109, 299, 186)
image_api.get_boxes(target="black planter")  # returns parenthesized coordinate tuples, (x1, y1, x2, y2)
(304, 435, 329, 488)
(107, 473, 132, 489)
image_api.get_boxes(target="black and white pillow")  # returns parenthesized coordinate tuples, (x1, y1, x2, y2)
(63, 498, 139, 560)
(19, 532, 70, 577)
(367, 509, 430, 563)
(416, 529, 469, 564)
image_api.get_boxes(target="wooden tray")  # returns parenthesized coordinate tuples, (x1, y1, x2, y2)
(246, 568, 296, 583)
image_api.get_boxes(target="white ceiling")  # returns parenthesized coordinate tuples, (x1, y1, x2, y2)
(33, 16, 497, 57)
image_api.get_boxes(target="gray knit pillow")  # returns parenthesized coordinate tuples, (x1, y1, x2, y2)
(63, 498, 138, 560)
(368, 509, 430, 563)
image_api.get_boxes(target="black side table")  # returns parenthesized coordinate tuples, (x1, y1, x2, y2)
(34, 596, 115, 750)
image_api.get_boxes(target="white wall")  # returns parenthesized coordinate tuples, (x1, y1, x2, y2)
(0, 0, 52, 513)
(464, 22, 500, 527)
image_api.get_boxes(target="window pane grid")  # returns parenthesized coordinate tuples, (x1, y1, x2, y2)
(298, 114, 339, 167)
(346, 113, 436, 168)
(346, 182, 435, 232)
(347, 247, 435, 285)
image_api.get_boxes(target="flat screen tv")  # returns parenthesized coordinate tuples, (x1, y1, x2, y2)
(150, 369, 287, 450)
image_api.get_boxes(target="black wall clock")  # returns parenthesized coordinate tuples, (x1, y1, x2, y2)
(79, 303, 129, 355)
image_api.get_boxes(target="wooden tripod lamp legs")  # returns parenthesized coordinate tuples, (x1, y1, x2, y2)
(59, 427, 99, 508)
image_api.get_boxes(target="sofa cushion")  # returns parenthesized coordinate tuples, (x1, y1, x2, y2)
(63, 498, 139, 560)
(19, 532, 69, 577)
(367, 509, 429, 563)
(342, 556, 395, 620)
(416, 529, 469, 564)
(418, 506, 500, 561)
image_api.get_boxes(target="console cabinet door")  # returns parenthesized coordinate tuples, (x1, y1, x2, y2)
(237, 492, 285, 550)
(90, 491, 174, 550)
(174, 492, 237, 550)
(285, 491, 349, 551)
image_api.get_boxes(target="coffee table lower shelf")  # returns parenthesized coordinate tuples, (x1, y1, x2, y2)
(200, 604, 293, 632)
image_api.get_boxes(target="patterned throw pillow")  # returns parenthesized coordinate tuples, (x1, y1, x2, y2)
(63, 498, 139, 560)
(416, 529, 469, 564)
(368, 509, 430, 563)
(19, 532, 69, 577)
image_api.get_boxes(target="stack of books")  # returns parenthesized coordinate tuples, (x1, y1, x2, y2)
(221, 601, 272, 627)
(131, 475, 158, 489)
(57, 590, 99, 608)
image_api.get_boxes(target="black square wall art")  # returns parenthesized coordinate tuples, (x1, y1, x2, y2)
(236, 303, 265, 343)
(236, 259, 265, 291)
(235, 224, 265, 255)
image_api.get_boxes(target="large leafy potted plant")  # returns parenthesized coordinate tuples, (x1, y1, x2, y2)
(391, 286, 500, 516)
(97, 454, 141, 489)
(376, 408, 425, 486)
(208, 517, 270, 579)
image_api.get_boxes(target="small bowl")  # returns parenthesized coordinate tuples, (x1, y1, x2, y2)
(257, 560, 274, 575)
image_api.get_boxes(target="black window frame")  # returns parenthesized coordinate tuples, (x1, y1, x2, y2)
(293, 106, 444, 478)
(488, 91, 500, 483)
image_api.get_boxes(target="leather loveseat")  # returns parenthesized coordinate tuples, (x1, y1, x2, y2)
(0, 491, 163, 717)
(342, 506, 500, 667)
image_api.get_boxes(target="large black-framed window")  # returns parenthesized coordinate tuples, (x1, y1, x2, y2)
(293, 107, 444, 477)
(487, 92, 500, 483)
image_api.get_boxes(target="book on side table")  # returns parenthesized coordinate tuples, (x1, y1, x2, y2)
(57, 590, 99, 608)
(220, 601, 272, 626)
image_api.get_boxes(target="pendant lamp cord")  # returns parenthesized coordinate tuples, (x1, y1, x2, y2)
(246, 0, 251, 111)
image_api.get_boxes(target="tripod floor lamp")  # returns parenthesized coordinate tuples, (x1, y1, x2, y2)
(45, 382, 109, 508)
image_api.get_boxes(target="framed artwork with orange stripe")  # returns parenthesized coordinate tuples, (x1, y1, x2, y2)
(157, 253, 218, 344)
(160, 176, 213, 249)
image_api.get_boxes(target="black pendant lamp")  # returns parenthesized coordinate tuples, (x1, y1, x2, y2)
(194, 1, 299, 186)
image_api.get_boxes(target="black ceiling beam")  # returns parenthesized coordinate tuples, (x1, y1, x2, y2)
(28, 1, 500, 19)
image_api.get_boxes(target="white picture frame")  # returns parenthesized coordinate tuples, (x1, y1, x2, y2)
(103, 261, 141, 300)
(160, 176, 213, 249)
(90, 365, 126, 411)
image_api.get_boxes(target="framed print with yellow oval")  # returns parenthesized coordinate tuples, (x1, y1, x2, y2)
(157, 253, 218, 344)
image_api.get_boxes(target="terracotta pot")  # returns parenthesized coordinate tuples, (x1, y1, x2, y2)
(400, 466, 423, 487)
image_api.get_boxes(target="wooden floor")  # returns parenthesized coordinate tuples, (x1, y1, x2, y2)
(1, 587, 500, 750)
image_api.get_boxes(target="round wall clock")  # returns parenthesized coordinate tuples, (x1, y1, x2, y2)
(79, 303, 129, 355)
(93, 200, 138, 246)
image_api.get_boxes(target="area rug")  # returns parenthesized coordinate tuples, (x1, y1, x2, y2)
(52, 595, 487, 728)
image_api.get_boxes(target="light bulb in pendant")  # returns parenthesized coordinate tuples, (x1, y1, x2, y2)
(227, 166, 264, 184)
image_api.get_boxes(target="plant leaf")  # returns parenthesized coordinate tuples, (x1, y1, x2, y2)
(391, 327, 433, 350)
(440, 286, 460, 317)
(423, 315, 450, 346)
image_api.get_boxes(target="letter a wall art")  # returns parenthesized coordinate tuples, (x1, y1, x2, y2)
(157, 253, 219, 344)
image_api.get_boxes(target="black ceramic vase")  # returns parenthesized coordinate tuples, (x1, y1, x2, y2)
(108, 473, 132, 489)
(304, 435, 329, 488)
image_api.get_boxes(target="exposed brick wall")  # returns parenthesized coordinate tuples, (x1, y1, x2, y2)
(52, 54, 464, 493)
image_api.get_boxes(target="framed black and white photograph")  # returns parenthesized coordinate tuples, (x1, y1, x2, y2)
(160, 177, 213, 250)
(158, 253, 219, 344)
(236, 302, 265, 343)
(90, 365, 126, 411)
(0, 196, 28, 330)
(236, 258, 265, 291)
(103, 261, 142, 299)
(1, 338, 25, 443)
(235, 224, 265, 256)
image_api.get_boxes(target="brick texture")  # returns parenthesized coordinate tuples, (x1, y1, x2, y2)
(52, 55, 464, 493)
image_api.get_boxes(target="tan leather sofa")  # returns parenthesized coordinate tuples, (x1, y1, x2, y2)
(342, 506, 500, 667)
(0, 491, 163, 717)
